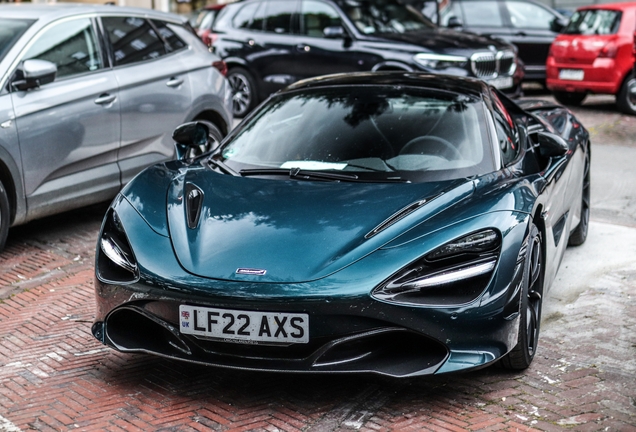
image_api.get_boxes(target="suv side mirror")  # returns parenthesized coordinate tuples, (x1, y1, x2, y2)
(12, 59, 57, 91)
(537, 131, 568, 157)
(173, 121, 209, 160)
(447, 16, 463, 28)
(324, 26, 345, 38)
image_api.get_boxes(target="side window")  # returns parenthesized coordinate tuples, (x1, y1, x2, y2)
(22, 18, 102, 79)
(102, 16, 166, 66)
(232, 2, 260, 29)
(152, 20, 187, 52)
(491, 93, 519, 166)
(460, 1, 504, 27)
(301, 0, 341, 37)
(505, 1, 555, 30)
(263, 1, 296, 34)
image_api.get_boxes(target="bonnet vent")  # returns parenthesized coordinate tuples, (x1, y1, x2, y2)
(365, 196, 439, 239)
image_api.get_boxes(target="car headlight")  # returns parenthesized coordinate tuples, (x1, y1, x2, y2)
(96, 208, 139, 283)
(372, 229, 500, 306)
(413, 53, 468, 70)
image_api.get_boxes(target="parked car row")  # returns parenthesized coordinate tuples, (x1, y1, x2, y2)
(0, 3, 233, 251)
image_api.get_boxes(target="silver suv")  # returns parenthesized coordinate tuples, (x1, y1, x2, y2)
(0, 4, 233, 251)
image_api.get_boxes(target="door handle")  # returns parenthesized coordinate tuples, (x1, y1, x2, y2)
(296, 44, 311, 52)
(94, 94, 116, 105)
(166, 77, 184, 88)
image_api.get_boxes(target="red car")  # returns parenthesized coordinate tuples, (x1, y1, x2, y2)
(546, 2, 636, 115)
(194, 3, 226, 46)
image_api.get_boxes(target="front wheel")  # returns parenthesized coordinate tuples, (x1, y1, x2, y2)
(616, 74, 636, 116)
(0, 180, 10, 253)
(553, 91, 587, 106)
(227, 67, 257, 118)
(499, 224, 544, 370)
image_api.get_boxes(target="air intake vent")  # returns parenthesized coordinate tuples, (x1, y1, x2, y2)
(185, 183, 204, 229)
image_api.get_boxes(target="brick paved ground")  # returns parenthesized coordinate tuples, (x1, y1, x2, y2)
(0, 95, 635, 431)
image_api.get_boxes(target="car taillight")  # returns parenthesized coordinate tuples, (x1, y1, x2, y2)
(598, 41, 618, 58)
(212, 60, 228, 76)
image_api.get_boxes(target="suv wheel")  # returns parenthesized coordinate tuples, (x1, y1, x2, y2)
(617, 73, 636, 116)
(553, 91, 586, 106)
(228, 67, 256, 118)
(0, 180, 10, 253)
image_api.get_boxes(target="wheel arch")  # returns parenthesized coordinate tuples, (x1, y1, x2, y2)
(531, 204, 547, 295)
(0, 150, 26, 226)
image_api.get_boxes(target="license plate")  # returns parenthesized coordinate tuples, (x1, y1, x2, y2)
(179, 305, 309, 344)
(488, 76, 513, 90)
(559, 69, 584, 81)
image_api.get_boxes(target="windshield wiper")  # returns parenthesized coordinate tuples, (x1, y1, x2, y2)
(207, 158, 239, 176)
(239, 168, 409, 183)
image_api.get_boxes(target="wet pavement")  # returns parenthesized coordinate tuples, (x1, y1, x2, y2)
(0, 92, 635, 431)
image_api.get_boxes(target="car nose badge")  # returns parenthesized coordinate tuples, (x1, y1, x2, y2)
(236, 268, 267, 276)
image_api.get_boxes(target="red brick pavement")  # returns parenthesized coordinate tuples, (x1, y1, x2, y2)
(0, 203, 634, 432)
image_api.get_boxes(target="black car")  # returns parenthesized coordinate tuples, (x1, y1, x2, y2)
(212, 0, 524, 116)
(438, 0, 568, 81)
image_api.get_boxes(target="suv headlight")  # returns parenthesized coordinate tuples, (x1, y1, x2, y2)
(372, 229, 500, 306)
(413, 53, 468, 70)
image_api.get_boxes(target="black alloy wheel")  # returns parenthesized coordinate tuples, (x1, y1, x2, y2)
(0, 180, 10, 253)
(500, 224, 544, 370)
(185, 120, 224, 159)
(553, 91, 587, 106)
(568, 148, 590, 246)
(617, 73, 636, 116)
(227, 67, 256, 118)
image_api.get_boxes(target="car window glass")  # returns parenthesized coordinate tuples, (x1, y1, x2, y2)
(102, 16, 167, 66)
(301, 1, 341, 37)
(22, 18, 102, 79)
(342, 0, 435, 35)
(152, 20, 187, 52)
(261, 0, 296, 34)
(564, 9, 622, 35)
(491, 93, 519, 165)
(506, 1, 554, 30)
(232, 2, 260, 29)
(439, 2, 463, 26)
(460, 1, 504, 27)
(0, 19, 34, 63)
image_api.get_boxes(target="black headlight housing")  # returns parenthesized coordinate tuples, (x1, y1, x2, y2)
(96, 208, 139, 284)
(372, 229, 501, 306)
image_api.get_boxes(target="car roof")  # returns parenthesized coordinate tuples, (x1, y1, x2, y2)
(577, 1, 636, 11)
(284, 72, 488, 98)
(0, 3, 187, 24)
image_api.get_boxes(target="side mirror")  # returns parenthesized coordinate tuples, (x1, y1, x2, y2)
(447, 16, 463, 28)
(537, 131, 568, 157)
(173, 121, 209, 160)
(323, 26, 345, 38)
(12, 59, 57, 91)
(551, 17, 569, 33)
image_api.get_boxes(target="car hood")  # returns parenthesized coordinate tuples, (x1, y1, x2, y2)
(166, 169, 473, 283)
(361, 28, 510, 54)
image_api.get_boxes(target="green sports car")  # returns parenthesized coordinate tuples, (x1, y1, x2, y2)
(92, 72, 590, 377)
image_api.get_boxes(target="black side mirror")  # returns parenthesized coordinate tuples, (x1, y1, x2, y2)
(323, 26, 345, 38)
(173, 122, 209, 160)
(551, 17, 569, 33)
(537, 131, 568, 157)
(447, 16, 463, 28)
(12, 59, 57, 91)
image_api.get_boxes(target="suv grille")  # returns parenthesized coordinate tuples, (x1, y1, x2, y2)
(471, 51, 516, 78)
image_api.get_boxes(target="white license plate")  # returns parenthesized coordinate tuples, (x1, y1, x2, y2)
(488, 76, 513, 90)
(179, 305, 309, 344)
(559, 69, 584, 81)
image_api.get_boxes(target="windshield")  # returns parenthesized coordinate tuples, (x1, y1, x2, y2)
(341, 0, 435, 34)
(563, 9, 622, 35)
(218, 86, 495, 183)
(0, 19, 34, 63)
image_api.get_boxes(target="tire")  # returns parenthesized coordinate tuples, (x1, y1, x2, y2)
(0, 180, 10, 253)
(616, 73, 636, 116)
(186, 120, 224, 159)
(227, 67, 257, 118)
(568, 147, 590, 246)
(499, 224, 544, 370)
(553, 91, 587, 106)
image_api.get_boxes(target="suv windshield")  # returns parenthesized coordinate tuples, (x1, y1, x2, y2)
(218, 85, 495, 183)
(341, 0, 435, 34)
(563, 9, 622, 35)
(0, 19, 34, 63)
